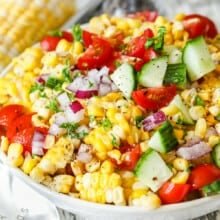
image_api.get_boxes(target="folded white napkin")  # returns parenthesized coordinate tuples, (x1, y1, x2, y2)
(0, 162, 60, 220)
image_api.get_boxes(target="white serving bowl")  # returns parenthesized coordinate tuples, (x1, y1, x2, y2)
(0, 152, 220, 220)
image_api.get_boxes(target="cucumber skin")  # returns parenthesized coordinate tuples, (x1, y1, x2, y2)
(202, 180, 220, 196)
(183, 36, 215, 81)
(212, 144, 220, 168)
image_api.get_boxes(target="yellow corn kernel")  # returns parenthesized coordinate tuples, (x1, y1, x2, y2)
(195, 118, 207, 138)
(75, 175, 83, 191)
(56, 39, 72, 52)
(44, 135, 55, 149)
(130, 189, 148, 199)
(32, 114, 48, 128)
(112, 186, 126, 205)
(22, 157, 39, 174)
(208, 135, 220, 147)
(189, 106, 206, 120)
(91, 172, 100, 189)
(100, 173, 110, 189)
(29, 167, 45, 183)
(107, 149, 121, 163)
(96, 151, 108, 160)
(87, 104, 104, 117)
(155, 16, 168, 26)
(161, 105, 179, 116)
(0, 136, 9, 153)
(121, 172, 135, 188)
(174, 129, 184, 140)
(53, 175, 75, 194)
(106, 108, 118, 123)
(215, 123, 220, 135)
(94, 139, 107, 152)
(108, 173, 122, 188)
(140, 141, 149, 152)
(70, 41, 84, 56)
(139, 192, 161, 209)
(8, 143, 23, 157)
(116, 19, 129, 32)
(175, 13, 185, 21)
(171, 171, 189, 184)
(209, 105, 220, 117)
(71, 160, 84, 176)
(207, 114, 217, 125)
(41, 52, 59, 67)
(100, 160, 115, 174)
(173, 158, 189, 171)
(96, 188, 106, 204)
(85, 158, 101, 173)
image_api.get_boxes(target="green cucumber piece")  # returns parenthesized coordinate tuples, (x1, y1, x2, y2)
(148, 121, 178, 153)
(212, 144, 220, 168)
(110, 63, 136, 98)
(163, 63, 187, 88)
(138, 56, 168, 87)
(163, 45, 182, 64)
(134, 149, 173, 192)
(169, 94, 194, 125)
(202, 180, 220, 196)
(183, 36, 215, 81)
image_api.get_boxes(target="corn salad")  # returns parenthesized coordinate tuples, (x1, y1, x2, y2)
(1, 12, 220, 209)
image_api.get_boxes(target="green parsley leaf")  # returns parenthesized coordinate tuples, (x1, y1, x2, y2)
(77, 131, 88, 139)
(135, 116, 144, 128)
(29, 83, 44, 94)
(62, 65, 71, 82)
(145, 26, 166, 51)
(111, 134, 119, 147)
(194, 95, 205, 106)
(101, 118, 112, 130)
(60, 122, 79, 137)
(47, 99, 60, 113)
(72, 24, 82, 42)
(46, 77, 64, 91)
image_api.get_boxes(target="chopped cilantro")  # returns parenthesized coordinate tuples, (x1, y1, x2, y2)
(72, 24, 82, 42)
(88, 80, 94, 88)
(145, 26, 166, 51)
(111, 134, 119, 147)
(62, 60, 72, 82)
(60, 122, 79, 137)
(76, 131, 88, 139)
(216, 114, 220, 121)
(135, 116, 144, 128)
(47, 99, 60, 113)
(101, 118, 112, 130)
(29, 83, 44, 94)
(89, 115, 95, 122)
(46, 77, 64, 91)
(49, 29, 62, 37)
(194, 95, 205, 106)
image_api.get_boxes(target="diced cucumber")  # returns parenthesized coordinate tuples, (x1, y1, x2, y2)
(134, 149, 173, 192)
(163, 63, 187, 88)
(212, 144, 220, 168)
(169, 94, 194, 125)
(148, 121, 178, 153)
(183, 36, 215, 81)
(163, 45, 182, 64)
(202, 180, 220, 196)
(138, 56, 168, 87)
(110, 63, 136, 98)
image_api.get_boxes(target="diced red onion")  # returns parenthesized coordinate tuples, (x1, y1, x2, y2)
(77, 152, 92, 163)
(83, 77, 98, 90)
(67, 77, 84, 92)
(33, 131, 45, 142)
(176, 141, 211, 160)
(87, 69, 99, 83)
(98, 66, 109, 77)
(49, 123, 65, 136)
(57, 93, 70, 109)
(69, 101, 84, 113)
(32, 141, 44, 156)
(100, 75, 112, 85)
(78, 144, 92, 154)
(75, 90, 98, 99)
(205, 127, 218, 139)
(143, 111, 166, 131)
(54, 113, 68, 125)
(111, 83, 118, 92)
(65, 107, 84, 123)
(36, 74, 49, 84)
(98, 83, 112, 96)
(182, 136, 201, 148)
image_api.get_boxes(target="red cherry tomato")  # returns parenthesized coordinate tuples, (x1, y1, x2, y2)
(0, 105, 25, 128)
(77, 37, 113, 70)
(82, 30, 98, 48)
(126, 29, 154, 59)
(6, 114, 33, 141)
(132, 85, 176, 111)
(62, 31, 73, 42)
(11, 127, 35, 153)
(183, 14, 218, 39)
(143, 47, 158, 63)
(159, 182, 191, 204)
(128, 11, 158, 22)
(188, 164, 220, 189)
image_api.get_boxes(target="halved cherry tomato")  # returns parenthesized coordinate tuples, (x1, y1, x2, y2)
(0, 105, 25, 128)
(11, 127, 35, 153)
(143, 47, 157, 63)
(82, 30, 98, 48)
(128, 11, 158, 22)
(117, 145, 141, 171)
(106, 51, 121, 73)
(77, 37, 113, 70)
(188, 164, 220, 189)
(41, 31, 73, 51)
(132, 85, 176, 111)
(159, 182, 191, 204)
(126, 29, 154, 60)
(183, 14, 218, 39)
(6, 114, 33, 141)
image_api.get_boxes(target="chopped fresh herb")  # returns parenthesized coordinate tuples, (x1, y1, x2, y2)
(216, 114, 220, 121)
(101, 118, 112, 130)
(135, 116, 144, 128)
(194, 95, 205, 106)
(77, 131, 88, 139)
(111, 134, 119, 147)
(29, 83, 44, 93)
(47, 99, 60, 113)
(62, 66, 71, 82)
(49, 29, 62, 37)
(145, 26, 166, 51)
(89, 115, 96, 122)
(88, 80, 94, 88)
(72, 24, 82, 42)
(60, 122, 79, 137)
(67, 93, 75, 101)
(46, 77, 64, 91)
(114, 60, 121, 68)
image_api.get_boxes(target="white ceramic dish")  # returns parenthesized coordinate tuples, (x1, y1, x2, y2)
(0, 152, 220, 220)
